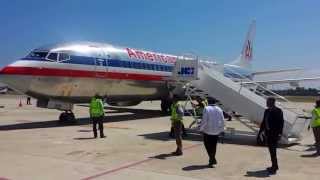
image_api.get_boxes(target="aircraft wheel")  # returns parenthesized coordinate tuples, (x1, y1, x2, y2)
(59, 112, 67, 122)
(67, 112, 76, 122)
(59, 111, 76, 123)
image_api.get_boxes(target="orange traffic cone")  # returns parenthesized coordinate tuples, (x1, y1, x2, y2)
(18, 99, 22, 107)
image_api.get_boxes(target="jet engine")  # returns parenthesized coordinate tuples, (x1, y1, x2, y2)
(106, 100, 142, 107)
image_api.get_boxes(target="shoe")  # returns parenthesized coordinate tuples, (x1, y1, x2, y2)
(209, 159, 217, 165)
(208, 164, 214, 168)
(100, 135, 106, 138)
(172, 151, 183, 156)
(266, 167, 278, 174)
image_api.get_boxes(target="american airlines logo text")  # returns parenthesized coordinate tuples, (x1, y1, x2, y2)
(126, 48, 176, 64)
(245, 40, 252, 60)
(178, 67, 195, 76)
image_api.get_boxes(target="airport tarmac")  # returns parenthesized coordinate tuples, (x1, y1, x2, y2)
(0, 95, 319, 180)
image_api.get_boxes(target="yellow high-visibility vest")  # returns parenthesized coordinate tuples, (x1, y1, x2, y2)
(90, 98, 104, 117)
(311, 108, 320, 128)
(171, 102, 182, 122)
(202, 99, 208, 107)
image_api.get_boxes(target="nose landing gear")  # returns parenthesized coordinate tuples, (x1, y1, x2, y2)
(59, 110, 76, 123)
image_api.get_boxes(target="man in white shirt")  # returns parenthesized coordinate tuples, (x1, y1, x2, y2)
(200, 100, 224, 167)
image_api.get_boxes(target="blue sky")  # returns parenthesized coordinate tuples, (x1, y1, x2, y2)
(0, 0, 320, 70)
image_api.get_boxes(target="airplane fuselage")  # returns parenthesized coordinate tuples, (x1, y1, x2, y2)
(0, 42, 252, 105)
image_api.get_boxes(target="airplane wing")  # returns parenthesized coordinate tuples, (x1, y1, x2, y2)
(252, 68, 303, 76)
(241, 77, 320, 87)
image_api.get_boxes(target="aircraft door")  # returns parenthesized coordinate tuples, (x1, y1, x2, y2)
(95, 51, 108, 78)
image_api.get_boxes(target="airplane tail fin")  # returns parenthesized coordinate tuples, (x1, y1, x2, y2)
(230, 20, 256, 69)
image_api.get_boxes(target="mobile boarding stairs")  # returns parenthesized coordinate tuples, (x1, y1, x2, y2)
(173, 57, 311, 144)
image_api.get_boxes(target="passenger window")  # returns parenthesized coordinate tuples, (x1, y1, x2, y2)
(58, 53, 70, 62)
(137, 62, 142, 69)
(119, 61, 123, 67)
(133, 62, 138, 69)
(46, 53, 58, 61)
(124, 61, 129, 68)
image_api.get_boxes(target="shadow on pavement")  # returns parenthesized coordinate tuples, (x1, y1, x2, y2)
(150, 153, 176, 160)
(0, 106, 166, 131)
(73, 137, 96, 140)
(245, 169, 270, 178)
(139, 130, 262, 147)
(139, 131, 203, 142)
(182, 164, 214, 171)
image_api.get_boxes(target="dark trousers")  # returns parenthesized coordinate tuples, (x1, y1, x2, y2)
(203, 133, 219, 163)
(92, 116, 104, 138)
(267, 134, 279, 169)
(312, 127, 320, 154)
(173, 121, 182, 152)
(170, 122, 186, 137)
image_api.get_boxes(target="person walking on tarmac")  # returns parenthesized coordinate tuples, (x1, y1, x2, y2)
(259, 97, 284, 174)
(170, 96, 184, 156)
(200, 99, 224, 167)
(89, 95, 106, 138)
(308, 99, 320, 156)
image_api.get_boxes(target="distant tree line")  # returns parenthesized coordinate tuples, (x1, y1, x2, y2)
(273, 87, 320, 96)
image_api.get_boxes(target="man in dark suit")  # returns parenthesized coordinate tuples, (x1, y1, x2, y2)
(259, 97, 284, 174)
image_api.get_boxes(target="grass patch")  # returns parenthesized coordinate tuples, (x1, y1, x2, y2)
(285, 96, 319, 102)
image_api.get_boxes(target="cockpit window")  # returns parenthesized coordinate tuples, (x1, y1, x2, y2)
(58, 53, 70, 62)
(27, 51, 48, 58)
(46, 53, 58, 61)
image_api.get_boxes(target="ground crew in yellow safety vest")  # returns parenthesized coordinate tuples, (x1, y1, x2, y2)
(90, 95, 106, 138)
(309, 99, 320, 155)
(170, 97, 184, 156)
(195, 98, 208, 117)
(202, 98, 208, 107)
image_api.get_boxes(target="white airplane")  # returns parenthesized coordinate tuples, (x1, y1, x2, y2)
(0, 21, 318, 121)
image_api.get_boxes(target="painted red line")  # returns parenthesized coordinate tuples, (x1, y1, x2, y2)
(81, 144, 202, 180)
(81, 158, 153, 180)
(182, 143, 202, 150)
(0, 177, 10, 180)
